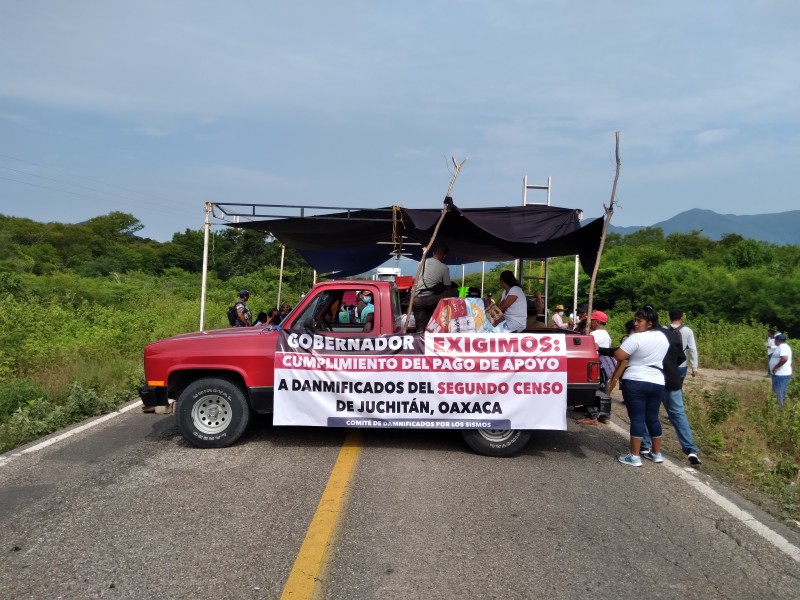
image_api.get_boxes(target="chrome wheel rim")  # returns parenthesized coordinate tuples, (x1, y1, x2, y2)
(476, 428, 516, 443)
(191, 395, 232, 435)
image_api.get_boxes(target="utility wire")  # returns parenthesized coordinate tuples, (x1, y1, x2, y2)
(0, 151, 178, 205)
(0, 174, 192, 220)
(0, 164, 194, 218)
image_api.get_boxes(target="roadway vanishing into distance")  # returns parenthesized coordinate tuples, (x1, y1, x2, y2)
(1, 401, 799, 600)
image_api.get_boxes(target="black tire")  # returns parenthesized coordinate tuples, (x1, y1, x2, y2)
(461, 428, 532, 457)
(177, 378, 251, 448)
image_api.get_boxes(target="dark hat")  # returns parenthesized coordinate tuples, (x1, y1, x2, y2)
(577, 304, 588, 314)
(775, 333, 787, 341)
(239, 289, 250, 297)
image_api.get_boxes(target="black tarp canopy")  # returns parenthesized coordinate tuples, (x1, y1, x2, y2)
(230, 202, 604, 278)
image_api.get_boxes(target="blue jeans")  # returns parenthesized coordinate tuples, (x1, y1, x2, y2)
(642, 387, 699, 454)
(772, 375, 790, 407)
(621, 379, 663, 440)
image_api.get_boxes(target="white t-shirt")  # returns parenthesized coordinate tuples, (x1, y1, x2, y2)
(501, 285, 527, 332)
(620, 329, 669, 385)
(591, 328, 611, 349)
(767, 334, 781, 358)
(771, 343, 793, 376)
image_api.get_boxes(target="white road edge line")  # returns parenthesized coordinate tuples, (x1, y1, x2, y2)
(0, 400, 143, 465)
(606, 419, 800, 563)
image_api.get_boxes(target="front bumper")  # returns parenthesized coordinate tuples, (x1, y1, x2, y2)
(138, 384, 169, 407)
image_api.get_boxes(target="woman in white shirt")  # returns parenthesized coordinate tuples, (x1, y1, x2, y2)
(497, 271, 527, 332)
(613, 305, 669, 467)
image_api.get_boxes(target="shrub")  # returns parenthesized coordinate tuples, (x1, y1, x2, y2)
(0, 379, 47, 420)
(706, 387, 740, 425)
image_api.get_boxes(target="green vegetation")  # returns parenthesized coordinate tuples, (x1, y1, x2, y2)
(683, 379, 800, 523)
(0, 212, 798, 522)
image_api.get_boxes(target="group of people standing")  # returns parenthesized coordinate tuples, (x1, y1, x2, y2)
(611, 307, 702, 467)
(570, 304, 703, 469)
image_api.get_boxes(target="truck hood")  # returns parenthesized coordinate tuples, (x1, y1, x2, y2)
(147, 325, 278, 347)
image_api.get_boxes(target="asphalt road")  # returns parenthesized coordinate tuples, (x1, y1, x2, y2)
(1, 404, 799, 600)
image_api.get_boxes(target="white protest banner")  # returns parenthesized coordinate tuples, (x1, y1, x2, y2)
(273, 331, 567, 430)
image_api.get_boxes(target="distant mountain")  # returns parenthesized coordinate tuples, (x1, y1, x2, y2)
(606, 209, 800, 245)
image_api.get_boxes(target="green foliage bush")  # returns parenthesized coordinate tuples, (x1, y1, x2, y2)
(705, 387, 740, 425)
(0, 379, 47, 420)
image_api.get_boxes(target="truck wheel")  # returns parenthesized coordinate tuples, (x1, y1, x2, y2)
(461, 428, 531, 457)
(177, 378, 251, 448)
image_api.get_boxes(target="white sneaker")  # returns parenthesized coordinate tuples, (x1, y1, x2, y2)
(618, 453, 642, 467)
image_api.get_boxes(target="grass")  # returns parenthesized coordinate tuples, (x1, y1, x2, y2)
(0, 355, 142, 453)
(683, 377, 800, 525)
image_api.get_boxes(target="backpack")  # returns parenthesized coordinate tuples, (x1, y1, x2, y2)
(661, 327, 687, 390)
(227, 302, 241, 326)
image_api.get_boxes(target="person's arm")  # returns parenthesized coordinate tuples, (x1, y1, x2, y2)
(497, 292, 518, 312)
(237, 306, 250, 326)
(773, 347, 788, 371)
(686, 330, 699, 375)
(607, 357, 628, 394)
(533, 290, 544, 316)
(441, 261, 451, 287)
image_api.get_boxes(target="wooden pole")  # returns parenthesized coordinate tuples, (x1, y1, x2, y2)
(402, 156, 467, 333)
(585, 131, 621, 334)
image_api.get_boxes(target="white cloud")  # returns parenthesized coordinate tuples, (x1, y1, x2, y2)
(695, 129, 738, 146)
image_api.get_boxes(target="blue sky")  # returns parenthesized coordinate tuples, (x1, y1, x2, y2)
(1, 1, 798, 242)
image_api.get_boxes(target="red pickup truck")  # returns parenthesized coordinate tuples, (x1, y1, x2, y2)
(139, 280, 601, 456)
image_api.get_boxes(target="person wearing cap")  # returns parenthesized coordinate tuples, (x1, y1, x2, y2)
(770, 333, 793, 407)
(234, 290, 252, 327)
(577, 310, 614, 425)
(572, 303, 589, 333)
(549, 304, 569, 329)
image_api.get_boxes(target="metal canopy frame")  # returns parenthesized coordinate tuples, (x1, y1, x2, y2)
(199, 194, 587, 331)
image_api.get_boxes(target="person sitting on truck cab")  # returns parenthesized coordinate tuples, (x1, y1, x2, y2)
(496, 270, 527, 332)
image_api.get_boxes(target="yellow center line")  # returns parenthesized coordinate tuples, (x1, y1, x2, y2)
(280, 431, 363, 599)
